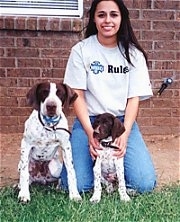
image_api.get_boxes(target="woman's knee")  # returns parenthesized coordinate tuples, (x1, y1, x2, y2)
(126, 173, 157, 193)
(139, 178, 156, 193)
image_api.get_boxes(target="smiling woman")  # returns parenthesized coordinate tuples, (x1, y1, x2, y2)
(61, 0, 157, 195)
(0, 0, 83, 17)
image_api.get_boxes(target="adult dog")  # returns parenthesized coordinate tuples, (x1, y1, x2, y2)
(90, 113, 130, 203)
(18, 82, 82, 203)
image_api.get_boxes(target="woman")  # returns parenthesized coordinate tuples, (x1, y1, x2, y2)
(61, 0, 156, 194)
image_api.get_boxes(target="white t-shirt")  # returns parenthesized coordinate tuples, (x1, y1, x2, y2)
(64, 35, 153, 116)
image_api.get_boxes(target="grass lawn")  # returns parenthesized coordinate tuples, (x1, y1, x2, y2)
(0, 184, 179, 222)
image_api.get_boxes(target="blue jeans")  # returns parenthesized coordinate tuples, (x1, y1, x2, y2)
(61, 117, 156, 193)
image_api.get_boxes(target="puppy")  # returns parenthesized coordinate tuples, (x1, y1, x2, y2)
(90, 113, 130, 203)
(18, 82, 82, 203)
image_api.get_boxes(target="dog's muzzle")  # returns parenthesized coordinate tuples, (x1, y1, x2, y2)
(46, 104, 57, 116)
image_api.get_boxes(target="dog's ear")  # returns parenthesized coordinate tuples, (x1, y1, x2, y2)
(111, 118, 125, 141)
(62, 84, 78, 113)
(26, 83, 40, 110)
(92, 114, 101, 129)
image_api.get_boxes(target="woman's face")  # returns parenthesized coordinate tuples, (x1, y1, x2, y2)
(94, 1, 121, 41)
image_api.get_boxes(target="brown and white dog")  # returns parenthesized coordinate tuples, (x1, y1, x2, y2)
(18, 82, 82, 203)
(90, 113, 130, 203)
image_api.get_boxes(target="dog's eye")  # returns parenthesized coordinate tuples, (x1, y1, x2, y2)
(56, 89, 61, 97)
(56, 89, 65, 102)
(42, 89, 49, 96)
(39, 89, 50, 101)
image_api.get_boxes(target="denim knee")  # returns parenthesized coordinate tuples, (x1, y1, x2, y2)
(126, 173, 157, 193)
(138, 177, 156, 193)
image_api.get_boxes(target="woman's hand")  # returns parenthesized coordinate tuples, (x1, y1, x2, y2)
(88, 134, 101, 160)
(73, 89, 102, 159)
(113, 132, 129, 158)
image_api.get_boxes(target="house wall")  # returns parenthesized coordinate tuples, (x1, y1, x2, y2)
(0, 0, 179, 136)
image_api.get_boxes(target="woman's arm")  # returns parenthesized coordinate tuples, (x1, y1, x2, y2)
(73, 89, 100, 158)
(124, 96, 139, 136)
(114, 96, 139, 157)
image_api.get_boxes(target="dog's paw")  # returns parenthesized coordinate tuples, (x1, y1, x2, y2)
(90, 194, 101, 204)
(69, 193, 82, 202)
(18, 190, 30, 203)
(120, 193, 131, 202)
(18, 196, 30, 203)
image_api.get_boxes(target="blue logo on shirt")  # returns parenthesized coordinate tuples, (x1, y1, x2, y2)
(90, 61, 104, 74)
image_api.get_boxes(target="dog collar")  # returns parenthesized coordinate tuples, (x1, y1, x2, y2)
(42, 115, 61, 125)
(100, 141, 119, 149)
(38, 112, 71, 135)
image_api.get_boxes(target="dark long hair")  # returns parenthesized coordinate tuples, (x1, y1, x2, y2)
(85, 0, 148, 65)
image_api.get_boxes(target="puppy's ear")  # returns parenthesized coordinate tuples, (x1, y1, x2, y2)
(111, 118, 125, 141)
(92, 114, 101, 129)
(26, 83, 40, 110)
(62, 84, 78, 112)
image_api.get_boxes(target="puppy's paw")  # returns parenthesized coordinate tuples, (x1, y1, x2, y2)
(90, 194, 101, 204)
(120, 193, 131, 202)
(69, 193, 82, 202)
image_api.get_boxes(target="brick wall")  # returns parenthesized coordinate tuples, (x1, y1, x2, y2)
(0, 0, 179, 135)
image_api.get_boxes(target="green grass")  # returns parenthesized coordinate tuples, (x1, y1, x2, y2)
(0, 184, 180, 222)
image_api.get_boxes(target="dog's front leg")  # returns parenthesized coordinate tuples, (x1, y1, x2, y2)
(18, 138, 32, 203)
(90, 157, 102, 203)
(114, 158, 130, 202)
(62, 142, 82, 202)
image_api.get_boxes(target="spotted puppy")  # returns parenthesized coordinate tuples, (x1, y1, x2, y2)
(18, 82, 82, 203)
(90, 113, 130, 203)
